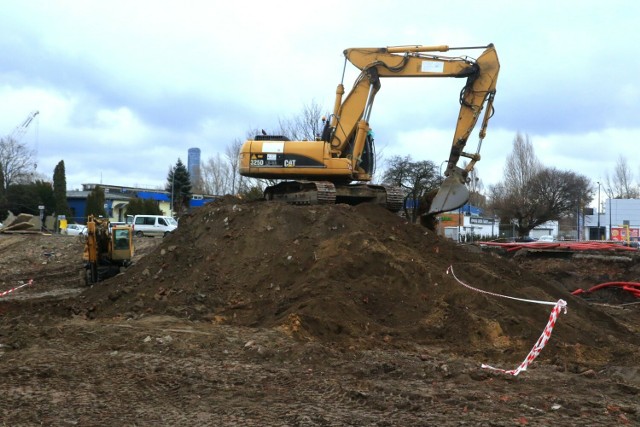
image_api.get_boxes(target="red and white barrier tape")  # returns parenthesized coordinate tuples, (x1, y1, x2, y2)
(0, 280, 34, 297)
(447, 265, 567, 376)
(447, 265, 559, 306)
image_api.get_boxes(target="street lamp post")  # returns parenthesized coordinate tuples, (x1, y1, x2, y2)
(597, 181, 601, 240)
(170, 171, 175, 217)
(458, 206, 462, 242)
(576, 195, 581, 241)
(609, 197, 612, 240)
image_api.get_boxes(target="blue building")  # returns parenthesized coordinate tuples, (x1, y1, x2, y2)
(67, 183, 216, 224)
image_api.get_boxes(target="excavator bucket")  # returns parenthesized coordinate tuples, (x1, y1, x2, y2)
(428, 175, 469, 214)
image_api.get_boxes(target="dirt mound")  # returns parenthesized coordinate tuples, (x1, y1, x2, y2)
(77, 199, 640, 367)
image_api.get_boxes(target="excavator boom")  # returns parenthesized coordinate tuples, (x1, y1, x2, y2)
(343, 44, 499, 213)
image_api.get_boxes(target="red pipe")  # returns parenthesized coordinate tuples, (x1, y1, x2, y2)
(571, 282, 640, 298)
(480, 241, 638, 252)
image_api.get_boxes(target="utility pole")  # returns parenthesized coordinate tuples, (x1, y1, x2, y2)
(597, 181, 601, 240)
(609, 197, 612, 240)
(576, 195, 581, 241)
(170, 171, 175, 217)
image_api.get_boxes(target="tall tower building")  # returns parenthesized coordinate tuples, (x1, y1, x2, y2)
(187, 147, 201, 184)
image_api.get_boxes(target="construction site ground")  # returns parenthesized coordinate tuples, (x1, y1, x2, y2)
(1, 198, 639, 426)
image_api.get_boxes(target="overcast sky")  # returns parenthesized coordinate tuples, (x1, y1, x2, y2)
(1, 1, 638, 197)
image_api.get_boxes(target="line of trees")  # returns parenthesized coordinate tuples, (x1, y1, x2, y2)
(1, 100, 621, 237)
(0, 132, 73, 222)
(188, 103, 599, 239)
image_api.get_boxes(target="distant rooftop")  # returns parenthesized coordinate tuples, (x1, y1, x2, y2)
(82, 183, 166, 194)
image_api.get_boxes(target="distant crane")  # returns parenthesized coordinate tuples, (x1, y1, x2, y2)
(10, 110, 39, 142)
(2, 110, 40, 185)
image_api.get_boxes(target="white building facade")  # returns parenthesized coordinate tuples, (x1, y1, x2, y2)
(583, 198, 640, 242)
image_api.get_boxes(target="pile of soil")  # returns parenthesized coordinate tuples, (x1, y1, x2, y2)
(77, 198, 640, 367)
(2, 199, 640, 425)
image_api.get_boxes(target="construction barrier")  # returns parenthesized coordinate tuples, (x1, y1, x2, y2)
(447, 265, 567, 376)
(0, 280, 34, 297)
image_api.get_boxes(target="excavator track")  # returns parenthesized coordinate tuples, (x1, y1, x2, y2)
(264, 181, 337, 205)
(315, 182, 338, 204)
(264, 181, 403, 212)
(381, 185, 404, 212)
(352, 184, 403, 212)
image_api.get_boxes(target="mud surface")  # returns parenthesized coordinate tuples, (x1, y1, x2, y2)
(1, 199, 639, 426)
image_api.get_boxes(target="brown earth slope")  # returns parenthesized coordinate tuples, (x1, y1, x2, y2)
(77, 199, 640, 366)
(1, 199, 639, 425)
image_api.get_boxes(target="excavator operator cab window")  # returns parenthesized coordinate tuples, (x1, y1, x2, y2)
(113, 229, 130, 250)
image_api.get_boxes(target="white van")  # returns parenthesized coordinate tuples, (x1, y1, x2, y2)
(132, 215, 177, 237)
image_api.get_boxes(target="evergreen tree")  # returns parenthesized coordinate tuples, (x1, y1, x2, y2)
(85, 186, 107, 218)
(124, 198, 142, 216)
(5, 181, 55, 216)
(53, 160, 71, 218)
(125, 198, 143, 216)
(125, 197, 162, 216)
(166, 159, 192, 215)
(143, 198, 162, 215)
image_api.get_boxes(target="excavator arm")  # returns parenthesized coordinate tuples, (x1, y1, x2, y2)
(328, 44, 499, 213)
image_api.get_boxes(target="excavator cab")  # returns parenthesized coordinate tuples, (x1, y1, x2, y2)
(112, 226, 133, 258)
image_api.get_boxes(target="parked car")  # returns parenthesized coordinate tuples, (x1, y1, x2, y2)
(65, 224, 87, 236)
(514, 236, 536, 242)
(536, 235, 555, 242)
(132, 215, 177, 237)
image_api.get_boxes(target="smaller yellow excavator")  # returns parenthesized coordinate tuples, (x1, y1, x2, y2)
(82, 215, 134, 284)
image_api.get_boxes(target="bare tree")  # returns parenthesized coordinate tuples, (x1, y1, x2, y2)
(503, 133, 541, 204)
(200, 132, 273, 197)
(382, 155, 439, 223)
(225, 138, 244, 194)
(604, 155, 638, 199)
(489, 133, 591, 237)
(0, 137, 37, 189)
(200, 153, 230, 195)
(277, 100, 325, 141)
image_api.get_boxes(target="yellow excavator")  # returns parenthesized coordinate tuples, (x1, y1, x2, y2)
(82, 215, 134, 284)
(239, 43, 499, 215)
